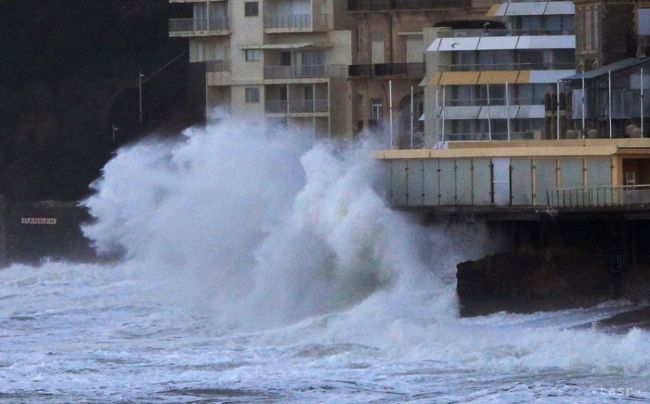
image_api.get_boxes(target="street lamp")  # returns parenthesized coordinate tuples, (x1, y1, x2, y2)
(112, 124, 119, 143)
(139, 72, 145, 123)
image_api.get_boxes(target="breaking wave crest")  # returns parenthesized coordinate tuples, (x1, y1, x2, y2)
(78, 118, 650, 378)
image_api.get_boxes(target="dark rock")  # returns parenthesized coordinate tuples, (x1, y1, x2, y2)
(457, 248, 615, 317)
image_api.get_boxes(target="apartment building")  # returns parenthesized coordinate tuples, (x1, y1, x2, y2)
(423, 1, 577, 145)
(169, 0, 356, 137)
(347, 0, 492, 146)
(169, 0, 497, 140)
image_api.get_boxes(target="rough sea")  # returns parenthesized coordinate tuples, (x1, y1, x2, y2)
(1, 120, 649, 402)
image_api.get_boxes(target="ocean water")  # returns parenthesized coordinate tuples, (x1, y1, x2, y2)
(1, 120, 649, 403)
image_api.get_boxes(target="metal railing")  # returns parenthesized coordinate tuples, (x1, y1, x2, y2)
(348, 0, 467, 11)
(265, 99, 329, 113)
(444, 62, 575, 72)
(348, 63, 425, 78)
(547, 185, 650, 208)
(289, 99, 329, 113)
(265, 100, 288, 113)
(452, 28, 575, 38)
(205, 60, 230, 72)
(445, 97, 543, 106)
(264, 65, 326, 79)
(169, 17, 229, 33)
(264, 14, 328, 30)
(445, 132, 535, 141)
(396, 132, 425, 149)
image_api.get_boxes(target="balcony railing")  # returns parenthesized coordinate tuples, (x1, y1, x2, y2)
(348, 0, 467, 11)
(169, 17, 229, 34)
(205, 60, 230, 72)
(264, 65, 326, 79)
(265, 100, 288, 113)
(264, 14, 328, 30)
(289, 99, 329, 113)
(452, 28, 576, 38)
(444, 62, 575, 72)
(348, 63, 425, 78)
(547, 185, 650, 208)
(265, 99, 329, 113)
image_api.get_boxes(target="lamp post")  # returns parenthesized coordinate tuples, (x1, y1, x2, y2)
(139, 71, 145, 123)
(112, 124, 119, 143)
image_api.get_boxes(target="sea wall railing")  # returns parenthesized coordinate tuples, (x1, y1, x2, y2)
(547, 185, 650, 208)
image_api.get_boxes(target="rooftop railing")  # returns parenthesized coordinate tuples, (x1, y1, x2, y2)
(547, 185, 650, 208)
(169, 17, 229, 33)
(445, 132, 535, 142)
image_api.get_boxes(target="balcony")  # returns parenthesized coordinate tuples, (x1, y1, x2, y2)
(444, 62, 575, 72)
(205, 60, 230, 73)
(265, 99, 329, 114)
(348, 63, 425, 78)
(265, 100, 288, 113)
(452, 28, 576, 38)
(289, 99, 329, 113)
(264, 14, 328, 33)
(347, 0, 467, 11)
(264, 65, 327, 80)
(169, 17, 229, 37)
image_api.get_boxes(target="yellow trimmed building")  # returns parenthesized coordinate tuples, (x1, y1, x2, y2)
(377, 138, 650, 210)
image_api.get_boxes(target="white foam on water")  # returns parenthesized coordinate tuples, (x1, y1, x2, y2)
(2, 118, 649, 401)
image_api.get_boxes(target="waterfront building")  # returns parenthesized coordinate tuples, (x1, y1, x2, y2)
(169, 0, 357, 137)
(168, 0, 493, 140)
(346, 0, 492, 147)
(379, 2, 650, 213)
(423, 1, 577, 145)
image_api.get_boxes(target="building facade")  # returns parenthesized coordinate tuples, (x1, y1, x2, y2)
(423, 1, 577, 145)
(346, 0, 492, 147)
(170, 0, 357, 137)
(169, 0, 493, 140)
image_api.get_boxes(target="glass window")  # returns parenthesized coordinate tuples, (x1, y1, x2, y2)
(245, 87, 260, 103)
(545, 16, 562, 33)
(562, 15, 575, 33)
(244, 2, 258, 17)
(299, 51, 325, 66)
(520, 16, 542, 33)
(280, 52, 291, 66)
(454, 51, 476, 70)
(245, 49, 260, 61)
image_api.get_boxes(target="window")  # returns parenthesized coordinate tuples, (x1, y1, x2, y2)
(245, 49, 260, 61)
(304, 86, 314, 100)
(280, 52, 291, 66)
(244, 2, 258, 17)
(245, 87, 260, 103)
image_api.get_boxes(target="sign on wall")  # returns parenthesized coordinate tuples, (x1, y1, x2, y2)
(21, 218, 57, 225)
